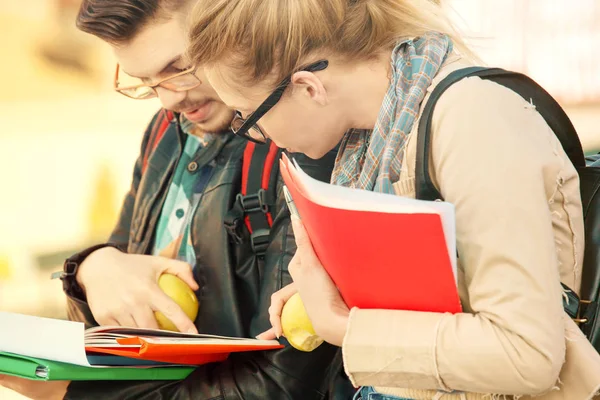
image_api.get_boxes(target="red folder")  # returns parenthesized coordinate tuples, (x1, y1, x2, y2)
(280, 154, 461, 313)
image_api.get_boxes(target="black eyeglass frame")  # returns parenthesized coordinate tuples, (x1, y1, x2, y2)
(231, 60, 329, 144)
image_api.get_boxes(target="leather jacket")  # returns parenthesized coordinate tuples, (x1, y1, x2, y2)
(64, 110, 353, 399)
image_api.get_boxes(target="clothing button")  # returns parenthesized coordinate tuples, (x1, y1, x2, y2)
(187, 161, 198, 172)
(175, 208, 185, 219)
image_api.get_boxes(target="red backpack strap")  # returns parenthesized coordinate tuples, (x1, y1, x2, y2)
(225, 140, 283, 257)
(141, 109, 174, 175)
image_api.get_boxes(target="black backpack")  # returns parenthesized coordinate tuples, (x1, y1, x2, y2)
(414, 67, 600, 351)
(223, 140, 284, 258)
(140, 109, 284, 259)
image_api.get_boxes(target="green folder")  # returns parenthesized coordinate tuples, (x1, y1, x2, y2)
(0, 352, 194, 381)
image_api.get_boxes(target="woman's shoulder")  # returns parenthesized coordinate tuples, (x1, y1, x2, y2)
(430, 55, 537, 115)
(432, 60, 533, 116)
(429, 61, 561, 160)
(411, 56, 579, 197)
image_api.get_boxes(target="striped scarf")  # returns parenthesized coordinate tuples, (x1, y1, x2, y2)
(331, 32, 452, 194)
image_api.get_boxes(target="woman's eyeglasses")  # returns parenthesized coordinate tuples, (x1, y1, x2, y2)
(230, 60, 329, 144)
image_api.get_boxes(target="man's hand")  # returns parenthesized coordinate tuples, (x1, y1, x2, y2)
(77, 247, 199, 333)
(0, 375, 69, 400)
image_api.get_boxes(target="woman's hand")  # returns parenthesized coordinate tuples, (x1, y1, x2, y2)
(258, 216, 350, 346)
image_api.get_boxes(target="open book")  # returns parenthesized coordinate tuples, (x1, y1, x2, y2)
(280, 154, 461, 313)
(0, 312, 282, 380)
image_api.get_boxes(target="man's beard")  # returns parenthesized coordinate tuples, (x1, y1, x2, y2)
(172, 98, 234, 135)
(191, 106, 235, 136)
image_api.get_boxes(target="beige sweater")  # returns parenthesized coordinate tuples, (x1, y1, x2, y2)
(341, 57, 600, 400)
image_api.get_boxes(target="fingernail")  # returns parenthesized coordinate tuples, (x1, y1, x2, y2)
(187, 328, 197, 334)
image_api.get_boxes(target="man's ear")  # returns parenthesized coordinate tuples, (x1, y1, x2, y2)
(291, 71, 328, 106)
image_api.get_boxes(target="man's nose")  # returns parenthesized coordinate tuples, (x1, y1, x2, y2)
(155, 87, 187, 110)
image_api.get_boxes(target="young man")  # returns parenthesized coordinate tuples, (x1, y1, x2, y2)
(0, 0, 352, 398)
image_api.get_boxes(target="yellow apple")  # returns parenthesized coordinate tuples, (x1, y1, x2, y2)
(155, 274, 199, 332)
(281, 293, 324, 352)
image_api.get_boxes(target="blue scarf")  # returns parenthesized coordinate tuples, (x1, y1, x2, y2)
(332, 32, 452, 194)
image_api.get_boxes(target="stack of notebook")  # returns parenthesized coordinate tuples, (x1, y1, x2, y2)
(280, 154, 461, 313)
(0, 311, 282, 381)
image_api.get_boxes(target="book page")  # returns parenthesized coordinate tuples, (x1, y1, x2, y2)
(290, 157, 446, 214)
(138, 337, 279, 346)
(0, 312, 90, 366)
(85, 326, 252, 340)
(85, 326, 279, 347)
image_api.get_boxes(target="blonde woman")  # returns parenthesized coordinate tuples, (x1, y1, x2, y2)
(186, 0, 600, 398)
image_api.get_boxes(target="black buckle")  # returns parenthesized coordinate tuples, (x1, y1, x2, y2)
(237, 189, 268, 214)
(225, 190, 272, 256)
(251, 229, 270, 257)
(224, 219, 244, 244)
(562, 282, 596, 326)
(224, 201, 245, 244)
(562, 283, 580, 319)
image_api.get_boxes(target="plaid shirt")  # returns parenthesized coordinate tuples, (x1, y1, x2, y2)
(152, 116, 215, 265)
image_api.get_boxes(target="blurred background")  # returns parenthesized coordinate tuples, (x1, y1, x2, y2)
(0, 0, 599, 397)
(0, 0, 161, 318)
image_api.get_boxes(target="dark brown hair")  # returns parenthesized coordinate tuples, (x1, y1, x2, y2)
(76, 0, 189, 45)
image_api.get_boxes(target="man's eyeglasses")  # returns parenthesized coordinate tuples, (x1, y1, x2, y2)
(114, 64, 202, 100)
(231, 60, 329, 144)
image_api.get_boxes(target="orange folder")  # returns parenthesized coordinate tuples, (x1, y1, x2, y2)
(83, 327, 284, 365)
(280, 154, 462, 313)
(85, 346, 229, 365)
(86, 337, 283, 365)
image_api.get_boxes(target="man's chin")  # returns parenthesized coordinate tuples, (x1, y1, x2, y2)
(195, 121, 230, 135)
(192, 108, 235, 135)
(184, 108, 234, 133)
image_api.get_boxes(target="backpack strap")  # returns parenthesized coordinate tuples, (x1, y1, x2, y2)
(225, 140, 283, 257)
(141, 109, 174, 175)
(414, 66, 588, 330)
(415, 67, 585, 201)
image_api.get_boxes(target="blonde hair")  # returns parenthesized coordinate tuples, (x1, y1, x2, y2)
(187, 0, 473, 87)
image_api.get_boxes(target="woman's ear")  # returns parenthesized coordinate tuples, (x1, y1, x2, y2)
(291, 71, 328, 106)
